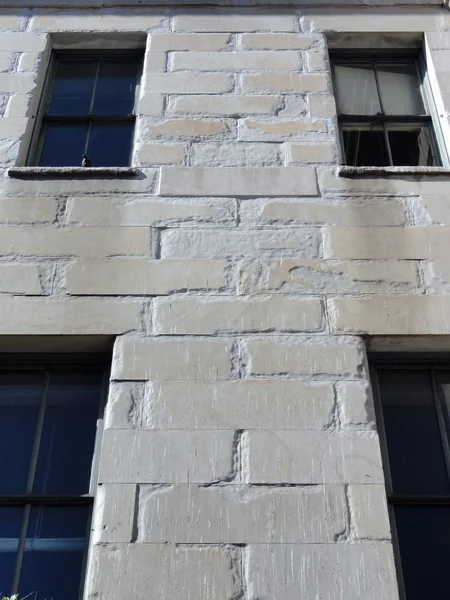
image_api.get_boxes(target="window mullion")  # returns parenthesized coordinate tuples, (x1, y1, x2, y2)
(10, 503, 31, 596)
(430, 369, 450, 487)
(26, 370, 51, 494)
(381, 121, 394, 167)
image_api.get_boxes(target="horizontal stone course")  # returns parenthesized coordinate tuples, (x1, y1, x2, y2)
(190, 142, 280, 166)
(149, 32, 230, 51)
(171, 50, 300, 71)
(171, 94, 279, 115)
(0, 197, 57, 223)
(349, 484, 391, 540)
(92, 484, 136, 544)
(0, 262, 44, 294)
(242, 72, 328, 92)
(240, 33, 316, 49)
(173, 13, 297, 32)
(143, 72, 234, 94)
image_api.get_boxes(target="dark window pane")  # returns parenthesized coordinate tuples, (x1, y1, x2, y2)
(39, 123, 88, 167)
(87, 121, 134, 167)
(378, 369, 450, 494)
(92, 61, 140, 115)
(48, 62, 97, 116)
(33, 371, 102, 495)
(395, 506, 450, 600)
(19, 506, 89, 600)
(0, 507, 23, 596)
(0, 372, 44, 493)
(343, 128, 389, 166)
(388, 125, 436, 166)
(377, 62, 425, 115)
(334, 63, 381, 115)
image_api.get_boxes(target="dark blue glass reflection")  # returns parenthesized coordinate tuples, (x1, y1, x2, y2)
(19, 506, 89, 600)
(87, 122, 134, 167)
(0, 507, 23, 596)
(93, 62, 139, 115)
(48, 62, 97, 116)
(39, 123, 88, 167)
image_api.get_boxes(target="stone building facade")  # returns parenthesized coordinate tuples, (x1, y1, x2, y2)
(1, 0, 450, 598)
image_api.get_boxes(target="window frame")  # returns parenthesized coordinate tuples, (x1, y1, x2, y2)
(370, 355, 450, 600)
(0, 354, 110, 600)
(331, 50, 444, 167)
(27, 50, 143, 168)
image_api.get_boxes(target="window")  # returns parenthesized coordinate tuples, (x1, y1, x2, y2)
(371, 359, 450, 600)
(332, 55, 441, 167)
(30, 52, 142, 167)
(0, 357, 108, 600)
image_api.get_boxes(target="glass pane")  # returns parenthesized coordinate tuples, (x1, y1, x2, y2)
(0, 507, 23, 596)
(33, 371, 103, 495)
(87, 122, 134, 167)
(395, 506, 450, 600)
(377, 62, 425, 115)
(0, 372, 44, 493)
(388, 124, 436, 166)
(19, 506, 89, 600)
(343, 127, 389, 166)
(48, 61, 97, 116)
(378, 369, 450, 495)
(39, 123, 89, 167)
(92, 61, 140, 115)
(334, 64, 381, 115)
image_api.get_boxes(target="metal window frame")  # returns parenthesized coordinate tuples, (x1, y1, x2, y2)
(330, 51, 443, 167)
(0, 354, 110, 599)
(369, 356, 450, 600)
(27, 50, 143, 167)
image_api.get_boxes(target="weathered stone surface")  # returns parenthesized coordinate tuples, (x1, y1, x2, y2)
(91, 484, 136, 544)
(172, 50, 300, 71)
(244, 430, 384, 483)
(288, 142, 336, 163)
(0, 32, 46, 52)
(247, 543, 399, 600)
(153, 296, 324, 334)
(174, 13, 296, 32)
(337, 381, 375, 429)
(66, 259, 227, 295)
(104, 381, 150, 430)
(329, 296, 450, 335)
(0, 197, 57, 223)
(242, 72, 328, 92)
(191, 142, 280, 166)
(243, 338, 363, 377)
(349, 485, 391, 540)
(239, 118, 328, 141)
(159, 167, 319, 197)
(240, 33, 316, 49)
(149, 33, 230, 51)
(112, 337, 231, 380)
(135, 143, 186, 165)
(0, 262, 44, 294)
(143, 72, 234, 94)
(145, 119, 226, 138)
(171, 95, 279, 116)
(419, 195, 450, 224)
(138, 484, 347, 543)
(308, 94, 337, 117)
(99, 429, 235, 483)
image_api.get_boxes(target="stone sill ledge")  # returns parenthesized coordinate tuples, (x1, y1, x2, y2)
(8, 167, 140, 179)
(337, 165, 450, 178)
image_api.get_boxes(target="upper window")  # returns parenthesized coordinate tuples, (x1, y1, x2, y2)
(0, 358, 108, 600)
(30, 52, 142, 167)
(332, 55, 441, 167)
(371, 360, 450, 600)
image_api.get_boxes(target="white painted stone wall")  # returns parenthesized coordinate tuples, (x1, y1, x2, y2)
(1, 2, 450, 598)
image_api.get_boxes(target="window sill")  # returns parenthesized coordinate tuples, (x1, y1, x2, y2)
(337, 166, 450, 178)
(8, 167, 140, 179)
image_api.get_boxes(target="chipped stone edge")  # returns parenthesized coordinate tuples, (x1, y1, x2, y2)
(8, 167, 140, 179)
(337, 165, 450, 178)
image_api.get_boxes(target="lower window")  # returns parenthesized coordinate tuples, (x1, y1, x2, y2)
(0, 357, 108, 600)
(370, 359, 450, 600)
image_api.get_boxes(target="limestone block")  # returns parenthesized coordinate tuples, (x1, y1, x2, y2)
(0, 197, 57, 223)
(159, 167, 318, 197)
(0, 117, 29, 136)
(91, 484, 136, 544)
(112, 336, 231, 380)
(65, 259, 227, 295)
(336, 381, 375, 429)
(149, 380, 335, 429)
(67, 196, 234, 226)
(349, 485, 391, 540)
(0, 32, 47, 52)
(0, 226, 149, 258)
(308, 93, 337, 117)
(134, 143, 186, 165)
(244, 430, 384, 484)
(0, 296, 141, 334)
(0, 52, 13, 72)
(239, 118, 328, 141)
(240, 198, 406, 226)
(326, 226, 450, 259)
(288, 142, 336, 163)
(305, 49, 329, 71)
(172, 50, 300, 71)
(329, 296, 450, 335)
(238, 259, 419, 295)
(171, 95, 279, 116)
(87, 544, 238, 600)
(240, 33, 316, 49)
(242, 72, 328, 92)
(104, 381, 150, 430)
(0, 14, 24, 29)
(173, 13, 296, 32)
(426, 259, 450, 290)
(153, 296, 324, 334)
(99, 429, 235, 483)
(304, 9, 442, 32)
(143, 72, 234, 94)
(18, 52, 41, 73)
(30, 13, 163, 30)
(247, 543, 399, 600)
(5, 95, 32, 118)
(419, 195, 450, 224)
(161, 228, 321, 259)
(242, 338, 363, 377)
(144, 118, 227, 138)
(149, 33, 230, 51)
(0, 262, 44, 294)
(138, 483, 347, 543)
(142, 51, 166, 72)
(136, 93, 164, 116)
(191, 142, 280, 166)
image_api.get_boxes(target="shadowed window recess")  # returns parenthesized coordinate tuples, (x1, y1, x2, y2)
(30, 53, 142, 167)
(332, 55, 442, 167)
(0, 359, 108, 600)
(371, 361, 450, 600)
